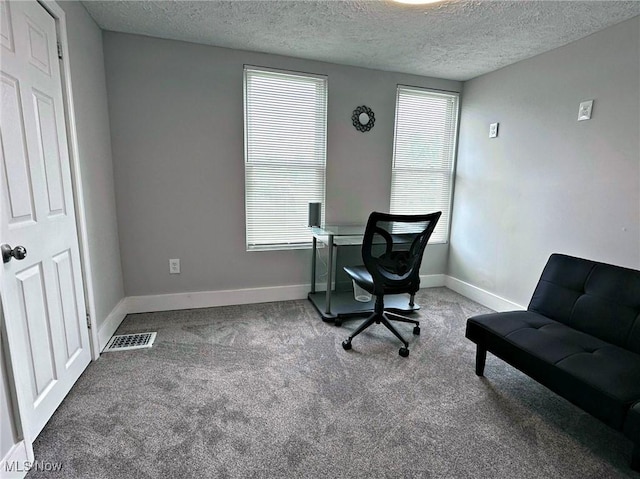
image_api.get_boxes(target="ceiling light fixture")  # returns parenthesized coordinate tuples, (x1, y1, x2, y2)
(392, 0, 444, 4)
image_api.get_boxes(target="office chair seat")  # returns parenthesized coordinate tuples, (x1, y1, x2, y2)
(339, 211, 441, 357)
(344, 265, 420, 297)
(343, 265, 374, 293)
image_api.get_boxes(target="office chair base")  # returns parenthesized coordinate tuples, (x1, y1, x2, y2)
(342, 309, 415, 356)
(343, 339, 410, 358)
(382, 310, 421, 336)
(385, 310, 419, 326)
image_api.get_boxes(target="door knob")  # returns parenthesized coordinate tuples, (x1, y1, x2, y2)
(1, 244, 27, 263)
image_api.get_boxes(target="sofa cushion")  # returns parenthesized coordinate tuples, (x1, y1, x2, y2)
(528, 254, 594, 323)
(466, 311, 640, 429)
(528, 254, 640, 354)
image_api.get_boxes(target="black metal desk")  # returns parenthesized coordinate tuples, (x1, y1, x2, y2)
(308, 225, 419, 321)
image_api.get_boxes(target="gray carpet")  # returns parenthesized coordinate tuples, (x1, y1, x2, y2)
(29, 288, 638, 478)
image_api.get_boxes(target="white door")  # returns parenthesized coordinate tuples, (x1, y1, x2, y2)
(0, 0, 91, 440)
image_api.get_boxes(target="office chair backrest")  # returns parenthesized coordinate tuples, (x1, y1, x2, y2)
(362, 211, 441, 296)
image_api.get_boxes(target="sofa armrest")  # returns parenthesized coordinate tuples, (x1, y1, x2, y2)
(624, 402, 640, 471)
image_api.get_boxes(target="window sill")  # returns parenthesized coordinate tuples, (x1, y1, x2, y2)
(247, 243, 313, 252)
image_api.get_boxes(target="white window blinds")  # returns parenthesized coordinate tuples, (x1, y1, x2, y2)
(244, 66, 327, 250)
(390, 86, 459, 244)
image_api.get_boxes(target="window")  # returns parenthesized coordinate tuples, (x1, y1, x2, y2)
(244, 66, 327, 250)
(390, 86, 459, 244)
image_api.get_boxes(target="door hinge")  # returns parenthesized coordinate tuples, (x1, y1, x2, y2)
(57, 42, 63, 59)
(86, 313, 91, 329)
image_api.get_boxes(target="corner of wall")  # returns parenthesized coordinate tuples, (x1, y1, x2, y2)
(97, 298, 129, 352)
(445, 276, 525, 312)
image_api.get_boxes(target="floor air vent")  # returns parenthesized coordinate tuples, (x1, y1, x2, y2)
(104, 332, 157, 352)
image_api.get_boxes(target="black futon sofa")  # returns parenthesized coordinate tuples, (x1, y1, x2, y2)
(465, 253, 640, 471)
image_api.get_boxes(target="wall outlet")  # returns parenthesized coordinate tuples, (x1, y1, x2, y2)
(578, 100, 594, 121)
(169, 258, 180, 274)
(489, 122, 499, 138)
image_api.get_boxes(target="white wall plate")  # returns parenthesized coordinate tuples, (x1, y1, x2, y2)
(578, 100, 594, 121)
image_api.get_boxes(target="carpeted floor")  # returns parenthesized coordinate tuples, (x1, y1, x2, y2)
(29, 288, 638, 478)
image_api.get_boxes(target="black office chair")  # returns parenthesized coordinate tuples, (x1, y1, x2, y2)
(341, 211, 441, 357)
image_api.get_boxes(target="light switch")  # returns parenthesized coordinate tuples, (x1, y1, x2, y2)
(489, 122, 499, 138)
(578, 100, 593, 121)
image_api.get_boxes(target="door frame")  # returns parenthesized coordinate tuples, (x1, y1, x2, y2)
(1, 0, 101, 473)
(37, 0, 101, 360)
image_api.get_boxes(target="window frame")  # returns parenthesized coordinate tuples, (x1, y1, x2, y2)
(390, 85, 460, 245)
(243, 65, 328, 251)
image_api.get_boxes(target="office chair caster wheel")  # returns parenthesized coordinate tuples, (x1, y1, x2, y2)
(334, 319, 342, 327)
(342, 340, 352, 350)
(399, 347, 409, 357)
(413, 326, 420, 335)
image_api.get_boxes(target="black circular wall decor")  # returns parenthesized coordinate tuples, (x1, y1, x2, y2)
(352, 105, 375, 132)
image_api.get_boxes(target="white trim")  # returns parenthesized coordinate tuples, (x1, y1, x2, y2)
(97, 277, 517, 342)
(445, 276, 525, 312)
(97, 299, 129, 352)
(126, 284, 311, 314)
(38, 0, 100, 361)
(1, 440, 30, 479)
(244, 64, 328, 81)
(419, 274, 447, 288)
(119, 277, 447, 317)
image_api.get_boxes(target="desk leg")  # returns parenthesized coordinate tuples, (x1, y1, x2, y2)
(325, 234, 334, 314)
(311, 237, 317, 294)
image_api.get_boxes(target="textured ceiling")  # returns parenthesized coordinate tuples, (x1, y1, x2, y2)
(82, 1, 640, 81)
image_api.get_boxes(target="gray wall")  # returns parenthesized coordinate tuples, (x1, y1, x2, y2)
(449, 16, 640, 307)
(60, 2, 124, 328)
(103, 32, 461, 297)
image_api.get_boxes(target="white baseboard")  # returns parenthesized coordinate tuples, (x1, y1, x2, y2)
(420, 274, 447, 288)
(445, 276, 525, 312)
(126, 275, 448, 315)
(125, 284, 311, 315)
(1, 440, 30, 479)
(97, 298, 128, 352)
(99, 275, 506, 346)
